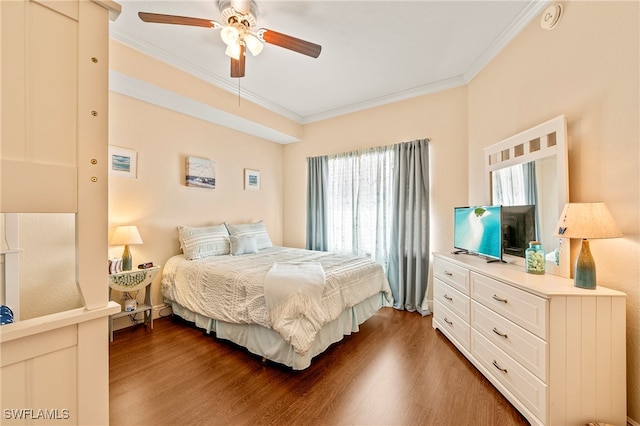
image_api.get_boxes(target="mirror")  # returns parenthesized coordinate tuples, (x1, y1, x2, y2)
(1, 212, 81, 321)
(484, 115, 569, 278)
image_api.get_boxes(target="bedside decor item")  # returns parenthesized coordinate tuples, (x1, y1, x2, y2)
(186, 156, 216, 188)
(525, 241, 545, 274)
(110, 225, 144, 271)
(244, 168, 261, 190)
(109, 146, 138, 178)
(554, 202, 623, 289)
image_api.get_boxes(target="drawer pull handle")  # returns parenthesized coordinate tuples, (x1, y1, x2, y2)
(444, 271, 453, 276)
(492, 327, 508, 339)
(492, 294, 508, 303)
(492, 360, 508, 374)
(444, 317, 453, 326)
(443, 294, 453, 301)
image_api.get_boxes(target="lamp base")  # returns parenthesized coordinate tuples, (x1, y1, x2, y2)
(574, 239, 596, 289)
(122, 244, 132, 271)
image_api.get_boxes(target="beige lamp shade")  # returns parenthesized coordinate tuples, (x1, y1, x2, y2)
(554, 202, 623, 239)
(109, 225, 144, 245)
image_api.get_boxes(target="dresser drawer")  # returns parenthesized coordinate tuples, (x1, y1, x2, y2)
(472, 331, 547, 422)
(433, 257, 469, 295)
(434, 278, 470, 322)
(434, 300, 470, 351)
(471, 272, 547, 339)
(471, 301, 547, 381)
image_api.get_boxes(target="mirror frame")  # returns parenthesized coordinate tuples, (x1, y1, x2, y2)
(484, 115, 569, 278)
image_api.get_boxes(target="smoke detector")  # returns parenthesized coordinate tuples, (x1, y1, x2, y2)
(540, 4, 563, 30)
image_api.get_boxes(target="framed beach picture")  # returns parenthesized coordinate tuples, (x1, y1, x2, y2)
(244, 168, 260, 190)
(186, 156, 216, 189)
(109, 146, 137, 178)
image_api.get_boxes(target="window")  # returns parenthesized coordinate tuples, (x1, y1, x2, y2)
(326, 146, 393, 268)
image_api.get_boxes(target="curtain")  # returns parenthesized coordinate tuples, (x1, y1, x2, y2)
(326, 147, 394, 268)
(492, 165, 526, 206)
(388, 139, 431, 315)
(306, 156, 329, 251)
(522, 162, 541, 240)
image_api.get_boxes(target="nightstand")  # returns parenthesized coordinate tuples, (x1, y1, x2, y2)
(108, 266, 160, 341)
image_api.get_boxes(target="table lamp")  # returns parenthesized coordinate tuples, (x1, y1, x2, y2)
(109, 225, 143, 271)
(554, 202, 622, 289)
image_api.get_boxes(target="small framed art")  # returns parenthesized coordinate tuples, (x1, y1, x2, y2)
(244, 168, 261, 190)
(109, 146, 137, 178)
(186, 156, 216, 189)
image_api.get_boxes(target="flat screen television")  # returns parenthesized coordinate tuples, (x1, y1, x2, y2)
(453, 205, 503, 262)
(501, 204, 536, 258)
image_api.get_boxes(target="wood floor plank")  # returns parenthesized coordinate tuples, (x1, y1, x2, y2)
(109, 308, 530, 425)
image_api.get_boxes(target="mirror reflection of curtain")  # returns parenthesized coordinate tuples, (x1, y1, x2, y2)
(492, 165, 526, 206)
(523, 162, 541, 240)
(493, 162, 540, 240)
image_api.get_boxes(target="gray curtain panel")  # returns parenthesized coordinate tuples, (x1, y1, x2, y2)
(388, 139, 431, 315)
(523, 161, 541, 241)
(306, 155, 329, 251)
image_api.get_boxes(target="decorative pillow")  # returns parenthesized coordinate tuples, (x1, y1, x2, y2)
(225, 220, 273, 250)
(178, 224, 230, 260)
(230, 234, 258, 255)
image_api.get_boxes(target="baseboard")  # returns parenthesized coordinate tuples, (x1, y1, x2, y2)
(111, 304, 171, 332)
(628, 416, 639, 426)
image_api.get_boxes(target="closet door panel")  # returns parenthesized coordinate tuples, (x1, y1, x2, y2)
(1, 0, 78, 212)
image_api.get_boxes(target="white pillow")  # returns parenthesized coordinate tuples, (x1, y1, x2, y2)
(230, 234, 258, 255)
(178, 224, 230, 260)
(225, 220, 273, 250)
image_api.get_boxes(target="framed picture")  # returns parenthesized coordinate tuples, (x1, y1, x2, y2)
(186, 156, 216, 189)
(109, 146, 137, 178)
(244, 169, 261, 190)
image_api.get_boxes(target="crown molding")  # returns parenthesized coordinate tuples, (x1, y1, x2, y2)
(301, 75, 468, 124)
(463, 0, 549, 83)
(110, 1, 547, 125)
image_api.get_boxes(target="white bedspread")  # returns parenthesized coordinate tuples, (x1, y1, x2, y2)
(162, 246, 392, 355)
(264, 262, 327, 353)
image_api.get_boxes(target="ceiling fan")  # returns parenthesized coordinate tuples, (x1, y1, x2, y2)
(138, 0, 322, 78)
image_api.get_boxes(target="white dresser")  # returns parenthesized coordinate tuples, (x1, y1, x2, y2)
(432, 252, 626, 426)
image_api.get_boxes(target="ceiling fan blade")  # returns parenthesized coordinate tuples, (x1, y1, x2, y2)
(138, 12, 217, 28)
(259, 29, 321, 58)
(230, 45, 246, 78)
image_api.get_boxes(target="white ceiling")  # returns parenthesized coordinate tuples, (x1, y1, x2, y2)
(110, 0, 549, 124)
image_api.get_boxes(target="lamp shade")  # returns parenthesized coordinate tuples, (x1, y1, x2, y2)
(554, 202, 622, 239)
(109, 225, 143, 246)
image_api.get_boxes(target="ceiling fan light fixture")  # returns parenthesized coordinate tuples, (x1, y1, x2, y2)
(221, 25, 240, 45)
(244, 33, 263, 56)
(225, 42, 242, 60)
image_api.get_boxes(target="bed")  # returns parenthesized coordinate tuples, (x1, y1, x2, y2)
(161, 222, 392, 370)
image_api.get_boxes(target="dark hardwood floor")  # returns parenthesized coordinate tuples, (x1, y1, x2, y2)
(109, 308, 529, 426)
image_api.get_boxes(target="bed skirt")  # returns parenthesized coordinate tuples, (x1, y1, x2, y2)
(169, 292, 388, 370)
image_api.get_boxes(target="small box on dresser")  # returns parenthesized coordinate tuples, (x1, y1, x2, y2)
(432, 252, 626, 426)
